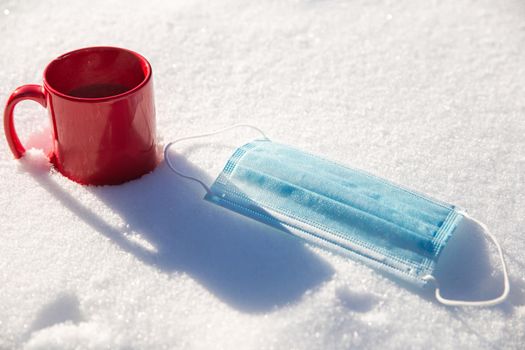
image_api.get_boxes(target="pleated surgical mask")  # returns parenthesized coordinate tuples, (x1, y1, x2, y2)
(164, 125, 509, 307)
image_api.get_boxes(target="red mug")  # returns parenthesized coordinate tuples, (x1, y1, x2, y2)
(3, 46, 158, 185)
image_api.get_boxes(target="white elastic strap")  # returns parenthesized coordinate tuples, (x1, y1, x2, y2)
(422, 211, 510, 307)
(163, 124, 269, 195)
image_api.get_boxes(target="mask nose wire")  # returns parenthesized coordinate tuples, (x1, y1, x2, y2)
(422, 211, 510, 307)
(163, 124, 269, 195)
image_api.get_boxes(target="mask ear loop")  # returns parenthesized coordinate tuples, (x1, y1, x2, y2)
(163, 124, 269, 195)
(422, 211, 510, 307)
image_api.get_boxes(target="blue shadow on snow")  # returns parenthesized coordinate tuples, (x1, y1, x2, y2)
(26, 152, 334, 313)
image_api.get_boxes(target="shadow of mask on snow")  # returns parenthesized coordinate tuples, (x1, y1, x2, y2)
(23, 151, 334, 313)
(431, 216, 510, 306)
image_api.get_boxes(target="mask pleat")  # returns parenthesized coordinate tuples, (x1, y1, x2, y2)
(245, 145, 449, 234)
(253, 144, 452, 219)
(225, 164, 437, 261)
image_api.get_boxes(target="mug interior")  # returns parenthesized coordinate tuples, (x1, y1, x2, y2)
(44, 47, 150, 99)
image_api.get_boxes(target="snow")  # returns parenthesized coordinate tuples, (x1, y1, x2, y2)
(1, 0, 525, 349)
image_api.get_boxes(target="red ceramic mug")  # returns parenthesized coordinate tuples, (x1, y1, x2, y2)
(3, 46, 158, 185)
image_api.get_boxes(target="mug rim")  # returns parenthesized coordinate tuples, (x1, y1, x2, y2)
(43, 46, 152, 102)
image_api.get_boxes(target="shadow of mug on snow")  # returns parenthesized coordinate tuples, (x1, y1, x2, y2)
(23, 151, 334, 313)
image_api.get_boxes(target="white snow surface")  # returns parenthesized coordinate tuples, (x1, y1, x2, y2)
(1, 0, 525, 349)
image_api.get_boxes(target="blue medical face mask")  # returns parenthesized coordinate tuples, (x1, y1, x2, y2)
(165, 125, 509, 307)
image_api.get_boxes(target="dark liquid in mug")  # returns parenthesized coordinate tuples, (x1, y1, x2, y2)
(68, 83, 130, 98)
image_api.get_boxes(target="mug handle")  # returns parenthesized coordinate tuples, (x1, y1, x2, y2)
(3, 84, 47, 158)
